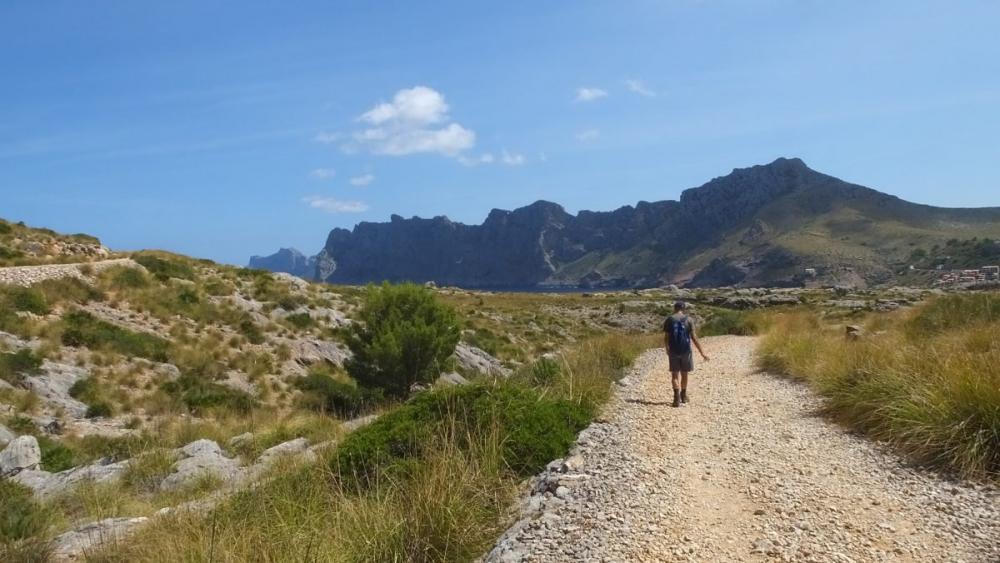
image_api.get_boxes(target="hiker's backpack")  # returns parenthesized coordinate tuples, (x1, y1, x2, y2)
(665, 315, 692, 354)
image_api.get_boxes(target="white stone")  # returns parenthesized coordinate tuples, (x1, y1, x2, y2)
(0, 435, 41, 473)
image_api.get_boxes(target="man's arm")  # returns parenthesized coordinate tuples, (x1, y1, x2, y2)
(690, 323, 709, 361)
(664, 332, 672, 356)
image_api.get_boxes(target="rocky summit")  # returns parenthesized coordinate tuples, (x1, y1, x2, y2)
(267, 158, 1000, 289)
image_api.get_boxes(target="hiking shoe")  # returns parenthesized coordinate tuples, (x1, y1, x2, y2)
(672, 390, 681, 408)
(680, 390, 688, 404)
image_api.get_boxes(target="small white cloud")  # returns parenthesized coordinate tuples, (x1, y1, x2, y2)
(575, 87, 608, 102)
(350, 86, 475, 158)
(501, 149, 525, 166)
(360, 86, 448, 125)
(310, 168, 336, 180)
(303, 196, 369, 213)
(360, 122, 475, 156)
(576, 129, 600, 142)
(349, 173, 375, 186)
(314, 131, 342, 144)
(625, 79, 656, 97)
(458, 152, 496, 166)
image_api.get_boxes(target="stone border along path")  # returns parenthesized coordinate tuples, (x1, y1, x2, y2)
(486, 336, 999, 562)
(0, 258, 139, 287)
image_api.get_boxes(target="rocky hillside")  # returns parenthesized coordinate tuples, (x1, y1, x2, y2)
(298, 158, 1000, 289)
(0, 218, 113, 267)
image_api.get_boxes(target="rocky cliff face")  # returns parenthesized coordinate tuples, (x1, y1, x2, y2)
(248, 248, 317, 280)
(306, 158, 1000, 288)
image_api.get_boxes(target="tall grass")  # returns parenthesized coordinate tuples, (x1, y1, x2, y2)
(699, 308, 773, 337)
(93, 333, 654, 562)
(758, 293, 1000, 478)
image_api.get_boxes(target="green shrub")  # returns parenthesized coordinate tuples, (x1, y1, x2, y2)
(133, 254, 195, 281)
(107, 266, 150, 289)
(0, 480, 53, 543)
(37, 437, 77, 472)
(0, 349, 42, 386)
(0, 246, 23, 261)
(333, 382, 590, 482)
(0, 287, 49, 315)
(284, 312, 313, 330)
(68, 377, 97, 402)
(69, 377, 114, 418)
(85, 402, 113, 419)
(238, 319, 265, 344)
(0, 221, 11, 235)
(345, 283, 460, 398)
(295, 371, 383, 418)
(60, 310, 169, 361)
(700, 308, 771, 336)
(161, 374, 256, 414)
(34, 277, 103, 305)
(518, 357, 562, 386)
(276, 295, 306, 311)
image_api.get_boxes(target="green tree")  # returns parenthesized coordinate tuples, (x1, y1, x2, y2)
(345, 283, 460, 398)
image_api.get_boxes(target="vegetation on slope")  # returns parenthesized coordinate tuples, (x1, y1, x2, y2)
(757, 293, 1000, 478)
(95, 333, 652, 562)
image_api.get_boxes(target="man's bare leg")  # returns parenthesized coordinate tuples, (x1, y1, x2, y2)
(680, 371, 689, 404)
(672, 370, 681, 407)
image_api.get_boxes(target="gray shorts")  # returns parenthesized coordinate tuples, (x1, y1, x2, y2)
(669, 353, 694, 373)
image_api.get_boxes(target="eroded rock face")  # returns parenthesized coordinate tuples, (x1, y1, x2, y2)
(23, 360, 90, 418)
(453, 343, 510, 377)
(159, 439, 240, 491)
(285, 337, 351, 368)
(51, 516, 150, 560)
(0, 435, 41, 474)
(12, 458, 130, 498)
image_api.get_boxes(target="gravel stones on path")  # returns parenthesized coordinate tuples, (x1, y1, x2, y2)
(486, 336, 998, 562)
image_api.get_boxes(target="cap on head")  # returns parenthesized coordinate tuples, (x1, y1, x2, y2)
(674, 301, 686, 311)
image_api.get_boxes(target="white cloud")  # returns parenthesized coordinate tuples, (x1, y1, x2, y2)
(501, 149, 525, 166)
(349, 173, 375, 186)
(310, 168, 336, 180)
(360, 86, 448, 125)
(458, 152, 496, 166)
(576, 129, 600, 141)
(303, 196, 369, 213)
(314, 131, 342, 143)
(625, 79, 656, 97)
(359, 122, 475, 156)
(350, 86, 475, 158)
(575, 87, 608, 102)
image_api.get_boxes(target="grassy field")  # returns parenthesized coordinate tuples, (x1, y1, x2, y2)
(757, 293, 999, 478)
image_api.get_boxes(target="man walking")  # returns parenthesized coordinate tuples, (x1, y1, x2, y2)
(664, 301, 709, 407)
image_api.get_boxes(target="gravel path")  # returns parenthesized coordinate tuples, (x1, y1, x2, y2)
(487, 336, 999, 562)
(0, 258, 137, 287)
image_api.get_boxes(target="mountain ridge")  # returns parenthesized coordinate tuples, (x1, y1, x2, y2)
(253, 158, 1000, 288)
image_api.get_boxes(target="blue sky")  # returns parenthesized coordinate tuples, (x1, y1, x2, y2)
(2, 1, 998, 264)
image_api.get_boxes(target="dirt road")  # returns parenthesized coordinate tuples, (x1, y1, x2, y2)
(487, 336, 999, 562)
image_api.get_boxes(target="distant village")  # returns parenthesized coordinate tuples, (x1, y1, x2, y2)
(932, 265, 1000, 286)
